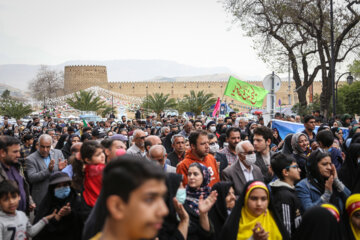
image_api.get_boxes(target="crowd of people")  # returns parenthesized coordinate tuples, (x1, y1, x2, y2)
(0, 110, 360, 240)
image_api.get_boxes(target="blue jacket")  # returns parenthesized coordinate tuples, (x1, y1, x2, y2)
(296, 178, 351, 212)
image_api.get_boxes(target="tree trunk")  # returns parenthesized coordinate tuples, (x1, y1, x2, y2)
(297, 87, 308, 107)
(320, 74, 332, 118)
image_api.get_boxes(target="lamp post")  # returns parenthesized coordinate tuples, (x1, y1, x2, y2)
(335, 72, 353, 105)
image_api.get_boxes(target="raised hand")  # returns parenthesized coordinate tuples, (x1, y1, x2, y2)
(325, 175, 334, 192)
(58, 159, 67, 170)
(45, 209, 58, 220)
(48, 160, 55, 172)
(198, 190, 218, 215)
(330, 163, 338, 179)
(173, 198, 189, 222)
(253, 222, 269, 240)
(58, 202, 71, 217)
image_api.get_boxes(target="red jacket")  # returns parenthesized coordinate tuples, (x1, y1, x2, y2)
(176, 150, 220, 187)
(83, 163, 105, 207)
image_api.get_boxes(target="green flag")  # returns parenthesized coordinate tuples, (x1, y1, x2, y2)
(224, 76, 268, 108)
(82, 119, 88, 127)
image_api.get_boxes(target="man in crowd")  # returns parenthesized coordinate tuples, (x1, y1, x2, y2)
(222, 140, 263, 196)
(176, 130, 220, 186)
(167, 134, 186, 167)
(194, 120, 203, 130)
(19, 134, 33, 164)
(149, 145, 176, 173)
(180, 121, 192, 138)
(102, 138, 127, 162)
(0, 136, 35, 214)
(302, 115, 316, 143)
(127, 129, 147, 157)
(144, 135, 163, 161)
(253, 126, 274, 183)
(26, 134, 66, 206)
(218, 127, 241, 166)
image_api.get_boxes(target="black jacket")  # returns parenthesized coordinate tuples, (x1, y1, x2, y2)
(269, 179, 302, 238)
(184, 204, 214, 240)
(167, 151, 185, 167)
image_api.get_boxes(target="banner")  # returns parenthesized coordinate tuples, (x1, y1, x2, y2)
(224, 76, 268, 108)
(271, 119, 349, 140)
(212, 97, 220, 117)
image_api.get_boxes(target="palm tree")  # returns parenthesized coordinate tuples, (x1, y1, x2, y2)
(0, 100, 33, 120)
(66, 90, 107, 111)
(142, 93, 176, 117)
(97, 105, 116, 118)
(182, 90, 217, 116)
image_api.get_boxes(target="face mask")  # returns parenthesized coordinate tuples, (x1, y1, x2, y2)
(223, 142, 229, 148)
(54, 186, 71, 199)
(250, 129, 254, 134)
(209, 126, 216, 133)
(176, 188, 186, 204)
(209, 143, 220, 154)
(244, 153, 256, 165)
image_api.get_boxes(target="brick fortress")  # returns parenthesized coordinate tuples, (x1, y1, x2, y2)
(64, 65, 323, 110)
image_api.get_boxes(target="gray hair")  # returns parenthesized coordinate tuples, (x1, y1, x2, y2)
(149, 145, 167, 158)
(171, 134, 185, 144)
(161, 127, 170, 134)
(39, 134, 53, 144)
(235, 140, 251, 154)
(133, 129, 144, 138)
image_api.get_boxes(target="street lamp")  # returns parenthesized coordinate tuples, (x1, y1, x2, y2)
(335, 72, 353, 105)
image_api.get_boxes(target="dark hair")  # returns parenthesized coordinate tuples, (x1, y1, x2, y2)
(304, 115, 315, 123)
(194, 120, 202, 126)
(189, 162, 204, 178)
(271, 153, 296, 180)
(0, 180, 20, 199)
(101, 138, 122, 149)
(275, 112, 281, 118)
(253, 126, 273, 142)
(102, 154, 165, 203)
(226, 127, 241, 138)
(80, 140, 102, 162)
(224, 117, 231, 122)
(81, 132, 92, 142)
(316, 130, 334, 148)
(23, 134, 34, 142)
(229, 112, 236, 117)
(0, 136, 21, 152)
(307, 150, 331, 191)
(188, 130, 208, 147)
(83, 127, 92, 133)
(207, 133, 217, 140)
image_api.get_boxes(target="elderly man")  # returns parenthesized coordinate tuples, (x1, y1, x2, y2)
(149, 145, 176, 173)
(180, 121, 193, 138)
(167, 134, 186, 167)
(127, 129, 146, 157)
(26, 134, 66, 206)
(144, 135, 163, 160)
(221, 140, 263, 196)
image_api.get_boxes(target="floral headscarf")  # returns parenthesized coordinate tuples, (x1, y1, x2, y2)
(185, 162, 211, 215)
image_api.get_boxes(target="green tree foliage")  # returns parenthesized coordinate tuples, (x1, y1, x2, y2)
(0, 89, 32, 119)
(141, 93, 176, 116)
(98, 105, 116, 118)
(66, 90, 107, 111)
(337, 81, 360, 115)
(182, 90, 217, 117)
(224, 0, 360, 116)
(349, 60, 360, 80)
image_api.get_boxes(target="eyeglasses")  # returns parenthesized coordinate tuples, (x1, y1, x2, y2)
(239, 150, 255, 155)
(285, 165, 300, 170)
(139, 136, 146, 140)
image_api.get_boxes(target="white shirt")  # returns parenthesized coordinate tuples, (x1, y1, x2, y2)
(239, 160, 254, 182)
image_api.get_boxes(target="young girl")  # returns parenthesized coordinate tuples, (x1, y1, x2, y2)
(80, 141, 105, 213)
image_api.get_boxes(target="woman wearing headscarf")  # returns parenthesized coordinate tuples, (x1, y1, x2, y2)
(293, 206, 342, 240)
(339, 143, 360, 193)
(61, 134, 81, 159)
(345, 127, 360, 149)
(344, 193, 360, 240)
(220, 180, 289, 240)
(281, 133, 294, 155)
(291, 132, 310, 179)
(271, 128, 283, 152)
(331, 127, 344, 149)
(296, 150, 351, 212)
(208, 182, 236, 239)
(183, 162, 217, 240)
(34, 172, 83, 240)
(158, 173, 189, 240)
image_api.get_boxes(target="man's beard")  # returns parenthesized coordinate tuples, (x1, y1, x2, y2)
(195, 148, 208, 158)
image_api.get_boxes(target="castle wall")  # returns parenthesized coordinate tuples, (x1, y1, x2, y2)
(64, 65, 108, 93)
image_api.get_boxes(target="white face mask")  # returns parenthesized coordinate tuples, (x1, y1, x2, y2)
(210, 126, 216, 133)
(209, 143, 220, 153)
(244, 153, 256, 165)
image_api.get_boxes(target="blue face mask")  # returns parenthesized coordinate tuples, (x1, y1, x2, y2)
(54, 186, 71, 199)
(175, 188, 186, 204)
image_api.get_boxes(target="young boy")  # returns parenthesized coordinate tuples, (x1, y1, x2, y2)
(0, 180, 55, 239)
(90, 155, 169, 240)
(269, 153, 302, 238)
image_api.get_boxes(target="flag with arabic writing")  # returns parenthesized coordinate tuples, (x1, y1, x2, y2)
(224, 76, 268, 108)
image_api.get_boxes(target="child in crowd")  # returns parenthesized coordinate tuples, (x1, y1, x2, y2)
(0, 181, 56, 240)
(270, 153, 303, 238)
(90, 155, 168, 240)
(81, 141, 106, 214)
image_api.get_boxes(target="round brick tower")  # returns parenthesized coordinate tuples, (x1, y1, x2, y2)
(64, 65, 108, 93)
